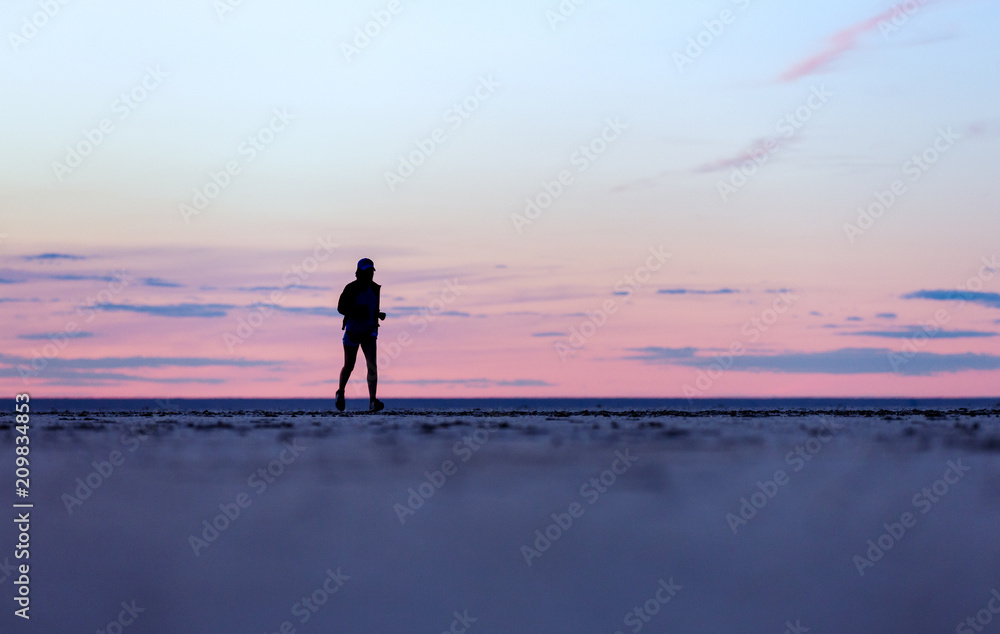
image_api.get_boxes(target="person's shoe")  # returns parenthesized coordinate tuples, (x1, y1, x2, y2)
(335, 391, 345, 412)
(369, 399, 384, 413)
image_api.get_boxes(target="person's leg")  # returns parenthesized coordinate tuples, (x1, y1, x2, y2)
(338, 344, 359, 395)
(359, 337, 378, 404)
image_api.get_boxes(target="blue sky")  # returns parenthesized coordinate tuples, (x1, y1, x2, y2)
(2, 0, 999, 396)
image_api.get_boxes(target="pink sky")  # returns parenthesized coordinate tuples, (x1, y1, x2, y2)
(3, 0, 999, 397)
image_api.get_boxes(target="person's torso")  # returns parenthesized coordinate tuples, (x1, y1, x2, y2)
(345, 283, 378, 333)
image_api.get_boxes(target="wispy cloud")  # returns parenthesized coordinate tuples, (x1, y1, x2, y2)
(142, 277, 184, 288)
(22, 253, 87, 261)
(623, 347, 699, 361)
(94, 303, 236, 318)
(387, 306, 471, 318)
(531, 332, 567, 338)
(254, 303, 340, 317)
(627, 346, 1000, 376)
(903, 289, 1000, 308)
(18, 332, 94, 340)
(49, 274, 117, 282)
(658, 288, 739, 295)
(235, 284, 331, 292)
(381, 378, 554, 387)
(876, 312, 897, 319)
(0, 367, 226, 385)
(778, 1, 950, 82)
(0, 353, 281, 370)
(841, 327, 996, 339)
(694, 137, 796, 174)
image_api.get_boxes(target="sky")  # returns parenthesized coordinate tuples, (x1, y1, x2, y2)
(2, 0, 999, 398)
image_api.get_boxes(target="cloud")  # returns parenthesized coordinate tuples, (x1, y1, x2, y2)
(381, 378, 554, 387)
(0, 277, 26, 284)
(903, 289, 1000, 308)
(94, 302, 236, 318)
(842, 327, 996, 339)
(496, 379, 553, 387)
(532, 332, 567, 337)
(91, 300, 365, 319)
(623, 347, 699, 361)
(262, 304, 341, 317)
(627, 346, 1000, 376)
(236, 284, 330, 292)
(778, 4, 926, 81)
(49, 274, 117, 282)
(387, 306, 471, 318)
(846, 316, 863, 322)
(0, 367, 226, 385)
(694, 137, 796, 174)
(22, 253, 87, 261)
(658, 288, 739, 295)
(876, 312, 897, 319)
(142, 277, 184, 288)
(0, 353, 281, 370)
(18, 332, 94, 340)
(0, 353, 282, 386)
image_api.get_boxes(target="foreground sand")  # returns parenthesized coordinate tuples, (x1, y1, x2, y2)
(2, 406, 999, 633)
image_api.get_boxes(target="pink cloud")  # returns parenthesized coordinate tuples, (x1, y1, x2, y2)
(778, 1, 947, 82)
(694, 136, 797, 174)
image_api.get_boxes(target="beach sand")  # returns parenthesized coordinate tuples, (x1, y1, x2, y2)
(3, 405, 1000, 633)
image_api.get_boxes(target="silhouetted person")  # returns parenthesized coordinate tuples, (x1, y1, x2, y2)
(336, 258, 385, 412)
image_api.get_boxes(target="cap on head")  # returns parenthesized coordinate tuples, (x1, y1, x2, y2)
(357, 258, 375, 272)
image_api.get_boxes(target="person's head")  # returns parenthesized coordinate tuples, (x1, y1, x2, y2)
(356, 258, 375, 281)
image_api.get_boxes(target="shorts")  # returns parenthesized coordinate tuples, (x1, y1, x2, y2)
(343, 329, 377, 347)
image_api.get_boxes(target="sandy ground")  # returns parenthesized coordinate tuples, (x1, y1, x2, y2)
(2, 407, 1000, 633)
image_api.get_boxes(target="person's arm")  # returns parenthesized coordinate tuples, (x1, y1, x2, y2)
(337, 283, 356, 317)
(374, 283, 385, 321)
